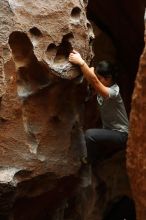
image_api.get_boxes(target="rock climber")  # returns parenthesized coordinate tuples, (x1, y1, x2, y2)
(69, 50, 129, 164)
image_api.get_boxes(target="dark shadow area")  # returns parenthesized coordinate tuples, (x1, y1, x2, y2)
(0, 215, 9, 220)
(9, 31, 33, 61)
(46, 43, 57, 60)
(12, 175, 78, 220)
(86, 0, 145, 114)
(87, 0, 145, 74)
(71, 7, 81, 20)
(54, 33, 73, 64)
(103, 196, 136, 220)
(29, 27, 43, 37)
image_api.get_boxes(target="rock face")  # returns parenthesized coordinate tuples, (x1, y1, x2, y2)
(0, 0, 94, 218)
(127, 11, 146, 220)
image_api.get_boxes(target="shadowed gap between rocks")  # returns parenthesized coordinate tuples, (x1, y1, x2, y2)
(103, 196, 136, 220)
(83, 1, 145, 219)
(87, 0, 145, 115)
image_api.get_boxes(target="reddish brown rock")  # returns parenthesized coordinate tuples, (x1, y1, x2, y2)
(127, 12, 146, 220)
(0, 0, 94, 217)
(0, 0, 94, 175)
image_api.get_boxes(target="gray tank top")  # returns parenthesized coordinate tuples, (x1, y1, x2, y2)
(97, 84, 128, 133)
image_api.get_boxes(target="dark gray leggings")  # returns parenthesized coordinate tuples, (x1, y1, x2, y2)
(85, 128, 128, 164)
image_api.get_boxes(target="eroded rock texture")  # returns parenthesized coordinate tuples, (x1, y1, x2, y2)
(127, 12, 146, 220)
(0, 0, 94, 218)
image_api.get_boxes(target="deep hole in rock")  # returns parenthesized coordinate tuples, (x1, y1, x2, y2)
(54, 42, 71, 63)
(29, 27, 42, 37)
(71, 7, 81, 20)
(9, 31, 33, 62)
(47, 43, 57, 53)
(87, 22, 94, 41)
(54, 34, 73, 64)
(46, 43, 57, 60)
(63, 33, 74, 44)
(8, 31, 50, 96)
(89, 36, 94, 46)
(87, 22, 92, 31)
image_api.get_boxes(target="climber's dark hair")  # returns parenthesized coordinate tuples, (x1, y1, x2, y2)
(95, 60, 118, 82)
